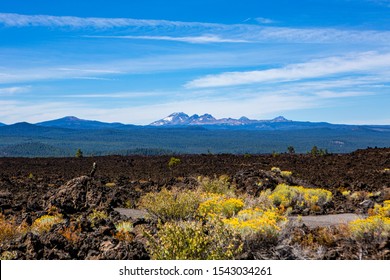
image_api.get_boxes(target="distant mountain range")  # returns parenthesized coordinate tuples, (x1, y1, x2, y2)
(36, 116, 128, 130)
(149, 112, 290, 126)
(0, 113, 389, 157)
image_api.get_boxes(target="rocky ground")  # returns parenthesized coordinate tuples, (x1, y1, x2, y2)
(0, 147, 389, 259)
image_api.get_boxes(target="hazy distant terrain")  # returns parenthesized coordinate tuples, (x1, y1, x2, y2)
(0, 114, 389, 157)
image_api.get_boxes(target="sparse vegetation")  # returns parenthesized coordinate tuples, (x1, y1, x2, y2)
(168, 157, 181, 169)
(75, 148, 83, 158)
(1, 148, 390, 260)
(87, 210, 108, 228)
(31, 214, 64, 234)
(138, 188, 202, 221)
(269, 183, 332, 211)
(197, 175, 234, 195)
(144, 218, 243, 260)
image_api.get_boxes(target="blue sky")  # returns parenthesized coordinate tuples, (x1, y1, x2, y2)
(1, 0, 390, 125)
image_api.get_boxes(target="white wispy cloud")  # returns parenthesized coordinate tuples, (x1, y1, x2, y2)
(0, 86, 31, 95)
(255, 17, 277, 24)
(0, 13, 210, 29)
(85, 35, 250, 44)
(185, 52, 390, 88)
(2, 13, 390, 45)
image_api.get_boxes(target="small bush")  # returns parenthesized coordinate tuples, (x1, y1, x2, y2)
(168, 157, 181, 169)
(138, 188, 202, 221)
(197, 175, 234, 195)
(269, 184, 332, 211)
(31, 214, 64, 234)
(144, 219, 242, 260)
(280, 170, 292, 178)
(198, 194, 244, 218)
(371, 200, 390, 217)
(242, 190, 274, 211)
(223, 208, 287, 240)
(87, 210, 108, 228)
(349, 215, 390, 241)
(115, 221, 134, 242)
(271, 167, 281, 173)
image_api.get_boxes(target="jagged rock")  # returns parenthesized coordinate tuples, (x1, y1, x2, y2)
(44, 176, 117, 214)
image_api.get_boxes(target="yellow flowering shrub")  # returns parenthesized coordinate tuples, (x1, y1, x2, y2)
(371, 200, 390, 217)
(223, 208, 287, 239)
(138, 188, 202, 221)
(31, 214, 64, 234)
(198, 194, 244, 218)
(349, 215, 390, 240)
(269, 184, 332, 210)
(144, 218, 243, 260)
(280, 170, 292, 178)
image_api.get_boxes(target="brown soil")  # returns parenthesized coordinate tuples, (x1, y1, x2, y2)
(0, 147, 389, 260)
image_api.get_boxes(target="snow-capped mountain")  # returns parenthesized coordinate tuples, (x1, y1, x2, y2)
(149, 112, 291, 126)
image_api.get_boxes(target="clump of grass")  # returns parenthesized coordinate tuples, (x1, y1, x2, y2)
(138, 188, 202, 222)
(105, 182, 116, 188)
(31, 214, 64, 235)
(87, 210, 108, 228)
(115, 221, 134, 242)
(144, 218, 242, 260)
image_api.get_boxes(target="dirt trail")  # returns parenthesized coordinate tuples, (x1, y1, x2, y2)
(114, 208, 364, 229)
(290, 213, 364, 228)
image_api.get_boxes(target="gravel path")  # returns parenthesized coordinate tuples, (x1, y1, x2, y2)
(289, 213, 365, 228)
(114, 208, 365, 228)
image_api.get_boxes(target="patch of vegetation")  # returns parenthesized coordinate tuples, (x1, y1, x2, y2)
(269, 183, 332, 212)
(31, 214, 64, 235)
(87, 210, 108, 228)
(168, 157, 181, 169)
(144, 218, 243, 260)
(0, 214, 28, 242)
(198, 194, 244, 218)
(223, 207, 287, 240)
(197, 175, 234, 195)
(138, 188, 202, 221)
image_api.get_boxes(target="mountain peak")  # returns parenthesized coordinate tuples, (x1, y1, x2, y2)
(271, 116, 290, 122)
(150, 113, 291, 126)
(62, 116, 81, 121)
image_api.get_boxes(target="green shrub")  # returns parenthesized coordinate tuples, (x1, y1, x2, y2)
(144, 219, 242, 260)
(138, 188, 202, 221)
(168, 157, 181, 169)
(197, 175, 234, 195)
